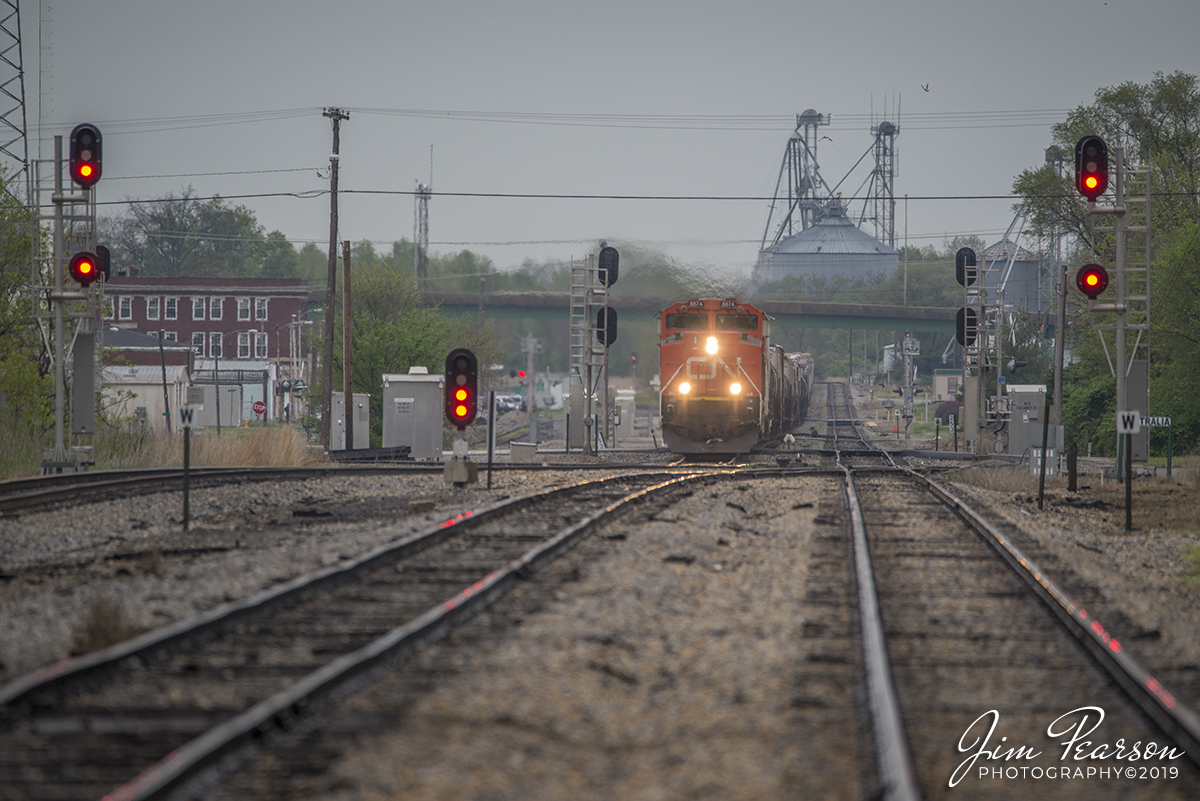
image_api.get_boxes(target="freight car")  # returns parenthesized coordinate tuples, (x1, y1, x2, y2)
(658, 298, 812, 454)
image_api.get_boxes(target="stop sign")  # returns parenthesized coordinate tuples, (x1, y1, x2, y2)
(252, 400, 266, 416)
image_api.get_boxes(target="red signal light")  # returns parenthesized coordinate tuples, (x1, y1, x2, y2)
(69, 251, 100, 286)
(1075, 135, 1108, 201)
(69, 123, 103, 189)
(517, 370, 526, 378)
(1075, 264, 1109, 300)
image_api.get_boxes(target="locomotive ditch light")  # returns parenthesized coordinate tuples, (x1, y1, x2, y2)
(678, 382, 691, 395)
(729, 383, 742, 395)
(705, 336, 719, 355)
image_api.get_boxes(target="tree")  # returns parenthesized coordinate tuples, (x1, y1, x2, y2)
(1014, 72, 1200, 455)
(0, 169, 52, 476)
(100, 188, 276, 278)
(323, 256, 506, 447)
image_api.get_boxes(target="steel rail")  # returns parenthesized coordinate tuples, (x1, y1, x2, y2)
(0, 462, 685, 513)
(99, 471, 719, 801)
(0, 471, 691, 708)
(918, 470, 1200, 766)
(842, 467, 922, 801)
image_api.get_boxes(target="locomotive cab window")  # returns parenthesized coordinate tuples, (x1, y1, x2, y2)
(715, 314, 758, 331)
(664, 313, 710, 331)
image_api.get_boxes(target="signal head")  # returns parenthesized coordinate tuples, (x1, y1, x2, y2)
(1074, 135, 1108, 201)
(444, 348, 478, 429)
(69, 124, 103, 189)
(1075, 264, 1109, 300)
(69, 251, 100, 286)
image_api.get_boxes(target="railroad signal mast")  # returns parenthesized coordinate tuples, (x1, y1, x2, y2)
(1073, 134, 1152, 485)
(33, 124, 106, 473)
(443, 348, 480, 486)
(955, 246, 984, 452)
(568, 243, 619, 455)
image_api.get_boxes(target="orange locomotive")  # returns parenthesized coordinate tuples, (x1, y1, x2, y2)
(658, 298, 813, 454)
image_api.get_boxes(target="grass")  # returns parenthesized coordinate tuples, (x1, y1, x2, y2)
(94, 425, 324, 470)
(942, 463, 1059, 494)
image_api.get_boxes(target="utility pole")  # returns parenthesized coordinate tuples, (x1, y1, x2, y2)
(321, 107, 348, 451)
(342, 240, 354, 451)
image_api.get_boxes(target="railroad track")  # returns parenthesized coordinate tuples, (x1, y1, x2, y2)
(0, 470, 724, 801)
(0, 462, 678, 515)
(798, 382, 1200, 794)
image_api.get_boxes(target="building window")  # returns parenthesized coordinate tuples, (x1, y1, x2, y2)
(237, 331, 251, 359)
(237, 297, 251, 321)
(193, 297, 206, 320)
(163, 331, 177, 342)
(210, 332, 223, 358)
(119, 296, 133, 320)
(948, 377, 959, 393)
(254, 332, 268, 359)
(210, 297, 223, 320)
(146, 296, 160, 320)
(165, 297, 178, 320)
(255, 297, 268, 321)
(191, 332, 205, 356)
(104, 297, 114, 320)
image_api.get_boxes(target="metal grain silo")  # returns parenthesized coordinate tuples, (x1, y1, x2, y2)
(980, 239, 1044, 312)
(753, 202, 899, 288)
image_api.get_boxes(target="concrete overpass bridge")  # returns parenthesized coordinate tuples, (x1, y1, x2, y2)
(425, 291, 959, 334)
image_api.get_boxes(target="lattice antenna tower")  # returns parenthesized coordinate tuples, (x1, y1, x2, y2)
(413, 146, 431, 291)
(0, 0, 28, 202)
(760, 109, 834, 250)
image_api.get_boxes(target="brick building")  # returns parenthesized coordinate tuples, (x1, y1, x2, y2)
(103, 277, 315, 423)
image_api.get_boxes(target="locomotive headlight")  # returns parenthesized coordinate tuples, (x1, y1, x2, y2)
(678, 382, 691, 395)
(729, 382, 742, 395)
(705, 336, 719, 355)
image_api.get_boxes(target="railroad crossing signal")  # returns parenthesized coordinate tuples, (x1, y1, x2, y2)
(444, 348, 478, 429)
(68, 251, 100, 286)
(69, 123, 102, 188)
(1075, 135, 1108, 201)
(1075, 263, 1109, 300)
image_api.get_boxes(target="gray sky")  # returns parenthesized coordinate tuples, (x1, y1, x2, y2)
(29, 0, 1200, 279)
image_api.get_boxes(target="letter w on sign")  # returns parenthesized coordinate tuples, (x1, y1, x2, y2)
(1115, 411, 1141, 434)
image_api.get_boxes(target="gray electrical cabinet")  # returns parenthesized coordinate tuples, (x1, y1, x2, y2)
(1008, 385, 1063, 466)
(383, 368, 444, 460)
(331, 392, 370, 450)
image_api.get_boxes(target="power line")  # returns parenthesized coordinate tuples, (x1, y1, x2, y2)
(49, 105, 1077, 136)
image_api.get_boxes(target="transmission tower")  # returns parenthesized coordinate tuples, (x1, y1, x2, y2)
(0, 0, 28, 201)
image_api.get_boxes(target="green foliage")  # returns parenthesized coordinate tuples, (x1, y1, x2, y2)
(101, 188, 302, 279)
(1014, 72, 1200, 456)
(0, 175, 52, 477)
(324, 257, 507, 447)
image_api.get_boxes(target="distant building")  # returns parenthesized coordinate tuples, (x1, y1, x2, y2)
(754, 201, 899, 288)
(102, 277, 314, 423)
